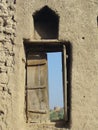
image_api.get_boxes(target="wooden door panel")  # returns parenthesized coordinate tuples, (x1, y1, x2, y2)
(27, 66, 39, 88)
(27, 89, 48, 112)
(27, 64, 47, 89)
(26, 52, 49, 122)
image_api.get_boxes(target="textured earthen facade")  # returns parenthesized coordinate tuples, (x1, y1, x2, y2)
(0, 0, 98, 130)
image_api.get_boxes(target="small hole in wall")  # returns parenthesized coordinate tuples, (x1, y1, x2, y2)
(82, 37, 85, 40)
(3, 20, 7, 27)
(14, 0, 16, 4)
(6, 0, 8, 3)
(2, 87, 5, 91)
(0, 110, 4, 115)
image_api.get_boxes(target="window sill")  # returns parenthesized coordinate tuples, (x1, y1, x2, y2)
(27, 120, 69, 128)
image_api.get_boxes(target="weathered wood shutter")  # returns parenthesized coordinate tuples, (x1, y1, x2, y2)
(62, 45, 68, 121)
(26, 52, 49, 123)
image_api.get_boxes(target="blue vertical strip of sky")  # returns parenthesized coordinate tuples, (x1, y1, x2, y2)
(47, 52, 63, 109)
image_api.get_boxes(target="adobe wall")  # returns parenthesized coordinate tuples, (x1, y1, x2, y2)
(0, 0, 98, 130)
(0, 0, 16, 130)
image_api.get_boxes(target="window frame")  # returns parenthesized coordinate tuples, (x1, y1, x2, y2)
(24, 40, 68, 125)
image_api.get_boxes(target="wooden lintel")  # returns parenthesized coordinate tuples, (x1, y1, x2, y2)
(24, 39, 66, 45)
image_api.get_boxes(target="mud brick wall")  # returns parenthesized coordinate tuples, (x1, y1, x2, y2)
(0, 0, 98, 130)
(0, 0, 16, 130)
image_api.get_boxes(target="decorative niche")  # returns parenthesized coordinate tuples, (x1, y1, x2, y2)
(33, 6, 59, 39)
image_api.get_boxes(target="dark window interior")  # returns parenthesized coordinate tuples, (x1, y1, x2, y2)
(33, 6, 59, 39)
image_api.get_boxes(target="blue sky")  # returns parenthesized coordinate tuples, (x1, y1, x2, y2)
(47, 52, 64, 109)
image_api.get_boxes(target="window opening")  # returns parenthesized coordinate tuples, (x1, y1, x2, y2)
(24, 41, 71, 128)
(33, 6, 59, 39)
(47, 52, 64, 121)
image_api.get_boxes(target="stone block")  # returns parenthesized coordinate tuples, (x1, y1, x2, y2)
(5, 19, 12, 28)
(4, 27, 13, 34)
(6, 56, 14, 67)
(7, 4, 15, 11)
(0, 73, 8, 84)
(0, 34, 5, 42)
(0, 42, 3, 48)
(0, 51, 6, 62)
(0, 17, 4, 26)
(3, 41, 13, 51)
(0, 66, 7, 73)
(0, 26, 3, 33)
(0, 84, 6, 91)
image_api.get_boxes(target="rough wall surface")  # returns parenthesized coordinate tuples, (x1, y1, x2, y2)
(0, 0, 98, 130)
(0, 0, 16, 130)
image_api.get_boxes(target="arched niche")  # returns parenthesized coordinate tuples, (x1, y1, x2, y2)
(33, 6, 59, 39)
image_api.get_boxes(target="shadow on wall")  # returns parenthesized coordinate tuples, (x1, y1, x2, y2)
(66, 42, 72, 128)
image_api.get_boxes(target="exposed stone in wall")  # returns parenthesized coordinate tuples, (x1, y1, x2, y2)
(0, 0, 16, 130)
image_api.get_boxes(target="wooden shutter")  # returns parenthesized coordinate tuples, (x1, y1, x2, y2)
(26, 52, 49, 123)
(62, 45, 68, 121)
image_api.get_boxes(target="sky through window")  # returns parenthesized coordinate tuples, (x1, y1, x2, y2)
(47, 52, 64, 110)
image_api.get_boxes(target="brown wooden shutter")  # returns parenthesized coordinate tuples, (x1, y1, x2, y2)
(26, 52, 49, 123)
(62, 45, 68, 121)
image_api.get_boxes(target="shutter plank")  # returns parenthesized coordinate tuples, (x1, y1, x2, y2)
(27, 60, 47, 89)
(27, 89, 48, 112)
(27, 59, 46, 66)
